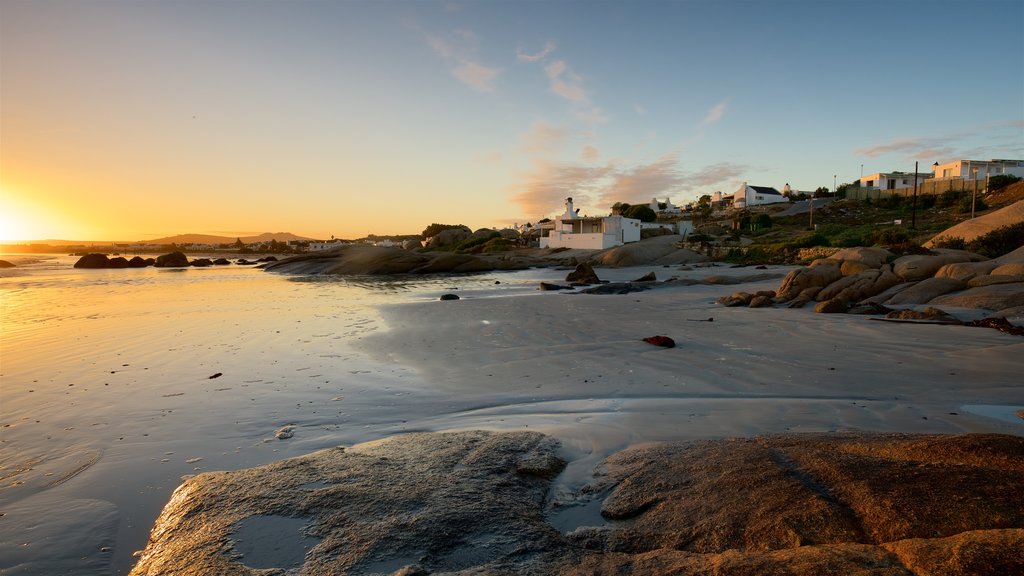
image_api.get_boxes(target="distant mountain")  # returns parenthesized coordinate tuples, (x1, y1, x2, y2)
(144, 232, 316, 245)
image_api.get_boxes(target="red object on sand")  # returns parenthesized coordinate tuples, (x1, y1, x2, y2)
(643, 335, 675, 348)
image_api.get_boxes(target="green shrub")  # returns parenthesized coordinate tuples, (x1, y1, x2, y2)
(755, 213, 773, 229)
(957, 196, 987, 214)
(939, 190, 961, 208)
(871, 227, 910, 246)
(686, 233, 712, 243)
(834, 232, 866, 247)
(988, 174, 1021, 191)
(917, 194, 936, 210)
(813, 223, 846, 238)
(453, 232, 501, 253)
(788, 231, 830, 249)
(965, 222, 1024, 258)
(930, 236, 967, 250)
(481, 237, 512, 252)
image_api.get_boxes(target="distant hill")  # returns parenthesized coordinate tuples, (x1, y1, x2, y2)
(144, 232, 316, 245)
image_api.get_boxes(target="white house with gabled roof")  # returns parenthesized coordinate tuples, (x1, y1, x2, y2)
(733, 182, 789, 209)
(539, 197, 642, 249)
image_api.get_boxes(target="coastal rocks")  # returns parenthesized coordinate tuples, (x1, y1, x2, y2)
(539, 282, 571, 291)
(213, 258, 231, 265)
(190, 258, 213, 267)
(892, 251, 978, 282)
(107, 256, 130, 268)
(829, 246, 893, 269)
(885, 277, 967, 305)
(928, 283, 1024, 311)
(642, 335, 675, 348)
(566, 262, 601, 284)
(154, 251, 190, 267)
(717, 290, 776, 308)
(935, 261, 999, 281)
(439, 293, 460, 301)
(129, 431, 567, 576)
(424, 226, 472, 249)
(885, 307, 961, 323)
(775, 263, 843, 301)
(631, 271, 657, 282)
(128, 256, 149, 268)
(130, 431, 1024, 576)
(74, 253, 111, 268)
(0, 259, 14, 268)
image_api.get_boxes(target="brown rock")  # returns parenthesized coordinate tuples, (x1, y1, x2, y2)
(885, 307, 961, 323)
(815, 298, 849, 313)
(892, 253, 972, 282)
(885, 277, 967, 305)
(883, 529, 1024, 576)
(928, 282, 1024, 310)
(776, 265, 843, 302)
(828, 247, 893, 269)
(840, 260, 873, 276)
(748, 295, 773, 308)
(992, 263, 1024, 276)
(969, 274, 1024, 288)
(566, 262, 601, 284)
(935, 261, 999, 281)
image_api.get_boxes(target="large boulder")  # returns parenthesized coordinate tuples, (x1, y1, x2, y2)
(776, 263, 843, 302)
(107, 257, 130, 268)
(885, 277, 967, 305)
(0, 260, 14, 268)
(935, 261, 999, 282)
(992, 263, 1024, 277)
(892, 252, 975, 282)
(128, 256, 149, 268)
(566, 262, 601, 284)
(74, 253, 111, 268)
(425, 226, 472, 249)
(154, 251, 190, 267)
(829, 246, 892, 269)
(928, 283, 1024, 311)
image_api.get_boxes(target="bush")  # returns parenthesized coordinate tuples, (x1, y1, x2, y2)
(958, 195, 987, 214)
(871, 227, 911, 246)
(686, 233, 712, 243)
(988, 174, 1021, 191)
(623, 204, 657, 222)
(966, 222, 1024, 258)
(930, 236, 967, 250)
(755, 213, 773, 229)
(834, 232, 867, 247)
(917, 194, 936, 210)
(453, 232, 500, 253)
(788, 231, 830, 249)
(938, 190, 961, 208)
(421, 223, 467, 238)
(481, 237, 513, 252)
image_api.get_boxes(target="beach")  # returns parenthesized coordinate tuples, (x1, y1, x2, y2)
(1, 256, 1022, 574)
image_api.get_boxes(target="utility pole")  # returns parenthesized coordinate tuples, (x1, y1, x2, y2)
(911, 161, 918, 229)
(971, 167, 979, 219)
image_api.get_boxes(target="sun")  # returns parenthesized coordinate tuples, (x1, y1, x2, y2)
(0, 188, 57, 242)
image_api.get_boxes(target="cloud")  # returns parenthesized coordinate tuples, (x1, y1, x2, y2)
(597, 153, 687, 205)
(700, 100, 728, 127)
(424, 30, 500, 93)
(854, 136, 957, 159)
(687, 162, 748, 187)
(519, 121, 566, 155)
(581, 145, 600, 161)
(452, 61, 499, 93)
(517, 41, 556, 62)
(545, 60, 588, 104)
(510, 159, 613, 217)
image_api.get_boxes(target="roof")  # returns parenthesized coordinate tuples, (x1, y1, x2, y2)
(749, 185, 782, 196)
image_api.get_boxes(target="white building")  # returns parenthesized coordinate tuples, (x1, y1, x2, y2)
(932, 159, 1024, 180)
(733, 183, 789, 209)
(648, 197, 682, 214)
(860, 172, 924, 191)
(539, 197, 642, 249)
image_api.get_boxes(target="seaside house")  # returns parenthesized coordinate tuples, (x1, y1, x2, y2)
(860, 172, 930, 191)
(732, 183, 789, 209)
(648, 197, 682, 214)
(539, 197, 642, 249)
(931, 159, 1024, 181)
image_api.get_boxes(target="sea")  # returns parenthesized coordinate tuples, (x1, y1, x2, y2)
(0, 253, 574, 575)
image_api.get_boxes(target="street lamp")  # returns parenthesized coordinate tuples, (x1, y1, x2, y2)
(971, 167, 979, 219)
(911, 161, 919, 229)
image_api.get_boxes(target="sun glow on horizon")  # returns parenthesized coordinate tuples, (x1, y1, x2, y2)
(0, 188, 83, 242)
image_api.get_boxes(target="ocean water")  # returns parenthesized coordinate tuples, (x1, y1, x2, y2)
(0, 254, 565, 575)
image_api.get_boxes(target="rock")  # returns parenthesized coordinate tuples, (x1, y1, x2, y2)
(968, 274, 1024, 288)
(425, 226, 472, 249)
(274, 425, 295, 439)
(992, 263, 1024, 277)
(632, 271, 656, 282)
(892, 253, 973, 282)
(190, 258, 213, 267)
(935, 261, 999, 281)
(581, 282, 651, 295)
(566, 262, 601, 284)
(642, 335, 675, 348)
(817, 273, 876, 302)
(928, 283, 1024, 311)
(883, 529, 1024, 576)
(0, 259, 15, 268)
(885, 307, 961, 323)
(859, 281, 917, 306)
(74, 253, 110, 268)
(213, 258, 231, 265)
(886, 277, 967, 305)
(815, 298, 849, 313)
(718, 291, 753, 307)
(154, 251, 190, 267)
(748, 295, 773, 308)
(848, 302, 893, 315)
(776, 265, 843, 302)
(828, 247, 892, 269)
(539, 282, 571, 291)
(128, 256, 149, 268)
(439, 293, 460, 301)
(591, 235, 705, 267)
(840, 259, 873, 276)
(130, 431, 567, 576)
(107, 256, 130, 268)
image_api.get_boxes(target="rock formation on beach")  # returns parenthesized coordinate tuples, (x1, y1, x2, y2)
(130, 431, 1023, 576)
(719, 245, 1024, 323)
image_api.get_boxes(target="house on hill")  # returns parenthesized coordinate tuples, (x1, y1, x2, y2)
(932, 159, 1024, 181)
(733, 183, 789, 209)
(539, 197, 642, 249)
(860, 172, 927, 192)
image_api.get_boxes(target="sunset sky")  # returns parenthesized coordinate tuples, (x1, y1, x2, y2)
(2, 0, 1022, 242)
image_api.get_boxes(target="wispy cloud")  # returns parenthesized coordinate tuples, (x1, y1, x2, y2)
(518, 121, 566, 155)
(581, 145, 600, 161)
(854, 136, 956, 160)
(596, 153, 686, 205)
(700, 100, 728, 127)
(424, 30, 500, 93)
(510, 159, 613, 217)
(687, 162, 748, 187)
(854, 120, 1024, 161)
(545, 60, 588, 103)
(517, 41, 555, 62)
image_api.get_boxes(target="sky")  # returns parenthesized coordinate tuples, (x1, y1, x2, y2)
(1, 0, 1022, 242)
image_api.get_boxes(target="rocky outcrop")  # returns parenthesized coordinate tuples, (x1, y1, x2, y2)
(885, 277, 967, 305)
(74, 253, 111, 268)
(424, 226, 472, 249)
(128, 256, 149, 268)
(0, 259, 13, 268)
(566, 262, 601, 284)
(131, 431, 1024, 576)
(154, 251, 190, 267)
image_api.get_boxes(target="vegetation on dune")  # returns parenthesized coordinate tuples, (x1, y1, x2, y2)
(931, 222, 1024, 259)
